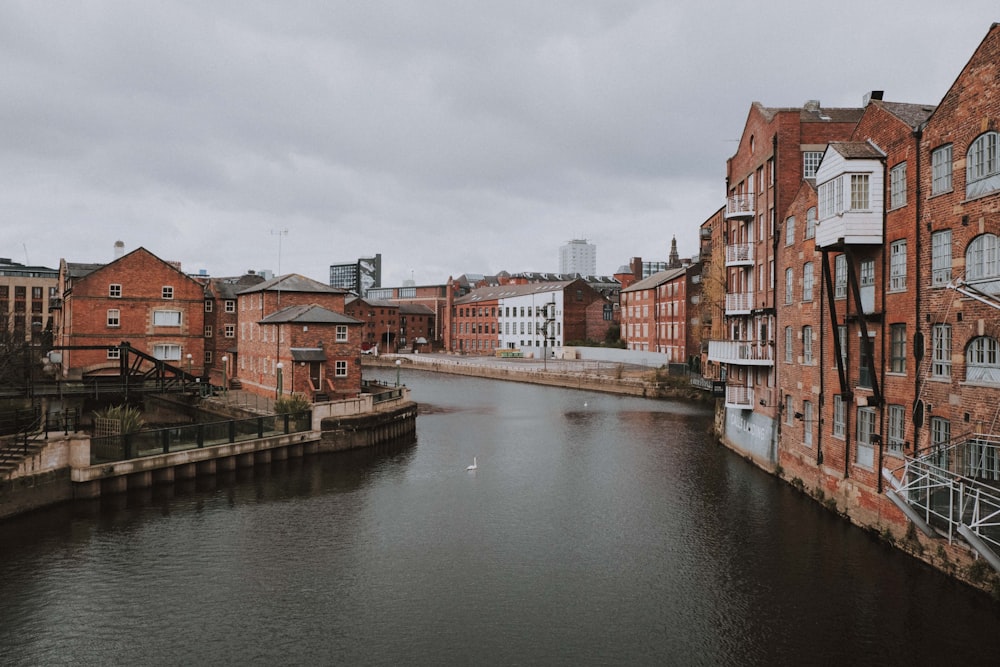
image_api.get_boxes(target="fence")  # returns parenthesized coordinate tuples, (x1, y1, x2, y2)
(89, 410, 312, 464)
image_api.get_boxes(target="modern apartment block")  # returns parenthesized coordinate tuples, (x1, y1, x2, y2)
(558, 239, 597, 276)
(0, 258, 58, 341)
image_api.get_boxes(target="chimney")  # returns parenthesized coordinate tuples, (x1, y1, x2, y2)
(114, 240, 125, 259)
(804, 100, 821, 112)
(863, 90, 884, 106)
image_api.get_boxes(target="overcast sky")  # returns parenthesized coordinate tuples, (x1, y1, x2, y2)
(3, 2, 997, 286)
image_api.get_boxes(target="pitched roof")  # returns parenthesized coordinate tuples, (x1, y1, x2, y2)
(238, 273, 347, 295)
(828, 141, 885, 160)
(874, 101, 936, 129)
(621, 267, 687, 293)
(258, 304, 362, 325)
(399, 303, 435, 315)
(454, 280, 578, 304)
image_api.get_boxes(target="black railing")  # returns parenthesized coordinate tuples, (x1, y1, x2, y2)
(90, 410, 312, 464)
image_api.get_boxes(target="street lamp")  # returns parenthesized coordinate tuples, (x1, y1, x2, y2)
(221, 356, 228, 398)
(186, 353, 192, 385)
(276, 362, 284, 398)
(395, 358, 402, 387)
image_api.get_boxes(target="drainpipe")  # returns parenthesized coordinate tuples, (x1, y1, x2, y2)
(772, 134, 781, 466)
(877, 153, 888, 493)
(912, 126, 924, 455)
(818, 272, 825, 466)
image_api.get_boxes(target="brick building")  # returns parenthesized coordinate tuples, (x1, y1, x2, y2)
(241, 304, 363, 400)
(709, 100, 863, 465)
(0, 258, 58, 342)
(343, 296, 400, 353)
(201, 272, 265, 386)
(56, 247, 206, 379)
(398, 303, 435, 353)
(366, 283, 449, 348)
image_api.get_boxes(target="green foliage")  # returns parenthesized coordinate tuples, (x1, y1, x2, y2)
(92, 404, 145, 434)
(274, 394, 311, 414)
(967, 557, 991, 584)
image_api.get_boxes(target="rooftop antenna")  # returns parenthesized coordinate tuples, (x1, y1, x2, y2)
(22, 243, 29, 265)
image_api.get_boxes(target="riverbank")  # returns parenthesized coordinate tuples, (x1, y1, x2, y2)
(364, 352, 713, 403)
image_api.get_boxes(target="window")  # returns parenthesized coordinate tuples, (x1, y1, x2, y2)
(109, 284, 121, 298)
(850, 174, 870, 210)
(890, 162, 907, 209)
(932, 144, 952, 194)
(856, 407, 876, 468)
(931, 230, 952, 286)
(890, 324, 906, 373)
(162, 286, 174, 299)
(335, 361, 348, 377)
(860, 259, 874, 287)
(932, 323, 952, 378)
(805, 207, 816, 240)
(336, 325, 348, 342)
(153, 310, 181, 326)
(785, 216, 795, 246)
(803, 400, 814, 446)
(225, 324, 235, 338)
(107, 347, 120, 360)
(967, 131, 999, 197)
(966, 233, 999, 283)
(225, 300, 236, 313)
(204, 351, 213, 364)
(818, 177, 842, 219)
(887, 405, 905, 454)
(931, 417, 951, 467)
(889, 240, 906, 292)
(803, 326, 813, 364)
(967, 336, 1000, 384)
(153, 344, 181, 361)
(833, 395, 845, 438)
(785, 268, 794, 304)
(838, 325, 848, 368)
(802, 262, 813, 302)
(803, 151, 823, 179)
(107, 309, 120, 327)
(205, 325, 213, 338)
(834, 254, 847, 299)
(785, 326, 793, 363)
(859, 334, 873, 388)
(205, 299, 213, 312)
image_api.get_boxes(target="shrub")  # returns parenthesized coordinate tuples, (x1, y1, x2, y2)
(274, 394, 311, 415)
(92, 404, 145, 434)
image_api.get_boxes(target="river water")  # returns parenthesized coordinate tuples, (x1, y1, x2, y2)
(2, 369, 1000, 665)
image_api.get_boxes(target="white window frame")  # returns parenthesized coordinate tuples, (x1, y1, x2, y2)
(785, 268, 794, 304)
(109, 284, 122, 298)
(890, 323, 906, 374)
(966, 233, 999, 283)
(967, 336, 1000, 384)
(931, 230, 952, 286)
(205, 299, 213, 312)
(785, 216, 795, 246)
(804, 207, 816, 240)
(225, 324, 235, 338)
(205, 325, 213, 338)
(336, 325, 348, 342)
(932, 323, 952, 379)
(834, 255, 847, 299)
(833, 395, 845, 438)
(153, 344, 181, 361)
(785, 326, 793, 363)
(107, 309, 120, 328)
(967, 132, 998, 186)
(803, 326, 813, 364)
(803, 400, 813, 447)
(153, 310, 182, 327)
(887, 405, 905, 453)
(860, 259, 875, 287)
(890, 162, 907, 209)
(225, 300, 236, 313)
(802, 262, 813, 302)
(932, 144, 952, 195)
(889, 240, 907, 292)
(162, 286, 174, 300)
(856, 407, 877, 468)
(107, 347, 120, 360)
(335, 360, 348, 377)
(803, 151, 823, 179)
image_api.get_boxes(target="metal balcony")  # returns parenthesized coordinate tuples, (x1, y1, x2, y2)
(725, 194, 754, 219)
(707, 339, 773, 366)
(725, 243, 754, 267)
(725, 291, 754, 315)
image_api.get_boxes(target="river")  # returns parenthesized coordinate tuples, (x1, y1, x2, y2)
(1, 369, 999, 665)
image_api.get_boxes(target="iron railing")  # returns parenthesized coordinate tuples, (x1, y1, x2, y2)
(90, 410, 312, 464)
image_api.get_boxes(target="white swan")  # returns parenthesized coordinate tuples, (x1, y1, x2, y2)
(466, 457, 478, 471)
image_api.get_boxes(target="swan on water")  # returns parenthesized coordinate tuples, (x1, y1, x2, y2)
(467, 457, 478, 471)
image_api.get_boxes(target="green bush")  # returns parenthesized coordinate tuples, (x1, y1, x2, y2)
(274, 394, 311, 414)
(92, 404, 145, 434)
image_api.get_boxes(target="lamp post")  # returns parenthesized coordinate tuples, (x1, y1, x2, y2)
(395, 359, 402, 387)
(276, 362, 284, 399)
(186, 353, 192, 386)
(221, 356, 228, 399)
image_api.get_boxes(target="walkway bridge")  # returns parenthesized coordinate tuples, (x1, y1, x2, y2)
(883, 433, 1000, 573)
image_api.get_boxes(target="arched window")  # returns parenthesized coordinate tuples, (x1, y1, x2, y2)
(967, 336, 1000, 384)
(967, 132, 999, 198)
(966, 233, 999, 282)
